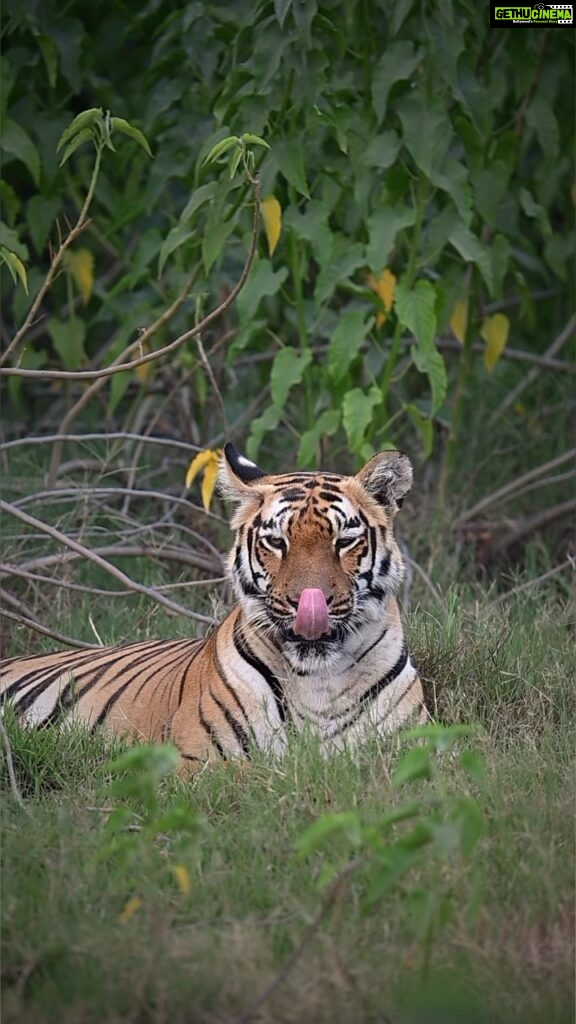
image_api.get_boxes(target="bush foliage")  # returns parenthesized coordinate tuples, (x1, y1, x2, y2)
(1, 1, 573, 468)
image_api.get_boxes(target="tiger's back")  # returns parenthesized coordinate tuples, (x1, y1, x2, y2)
(1, 444, 426, 769)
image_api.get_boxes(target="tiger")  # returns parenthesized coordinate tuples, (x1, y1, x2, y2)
(0, 443, 426, 770)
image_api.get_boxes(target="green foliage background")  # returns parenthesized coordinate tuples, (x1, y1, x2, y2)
(1, 0, 573, 470)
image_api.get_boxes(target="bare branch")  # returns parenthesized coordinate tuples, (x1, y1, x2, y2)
(488, 315, 576, 426)
(0, 606, 102, 650)
(495, 499, 576, 553)
(0, 501, 217, 625)
(0, 146, 103, 368)
(0, 175, 262, 382)
(1, 563, 225, 597)
(455, 449, 576, 527)
(491, 557, 575, 605)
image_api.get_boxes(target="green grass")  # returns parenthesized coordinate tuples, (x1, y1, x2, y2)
(2, 588, 574, 1024)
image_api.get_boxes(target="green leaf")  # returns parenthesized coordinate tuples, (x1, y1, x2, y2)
(372, 42, 422, 122)
(284, 200, 332, 265)
(270, 347, 312, 409)
(459, 750, 487, 789)
(0, 221, 29, 261)
(47, 317, 86, 371)
(328, 309, 374, 383)
(526, 94, 559, 161)
(296, 811, 363, 858)
(229, 145, 243, 179)
(57, 108, 102, 151)
(26, 195, 61, 256)
(273, 0, 293, 28)
(247, 405, 282, 462)
(158, 223, 196, 275)
(237, 258, 288, 324)
(0, 245, 28, 293)
(201, 216, 235, 274)
(180, 183, 216, 224)
(273, 138, 309, 198)
(1, 120, 41, 185)
(315, 240, 365, 304)
(448, 222, 493, 292)
(342, 385, 382, 454)
(36, 33, 59, 88)
(366, 204, 416, 276)
(395, 278, 447, 414)
(391, 746, 432, 786)
(202, 136, 240, 165)
(398, 93, 453, 177)
(108, 369, 132, 416)
(58, 127, 96, 167)
(297, 409, 341, 467)
(241, 132, 270, 150)
(110, 117, 153, 157)
(429, 160, 473, 225)
(362, 131, 401, 170)
(453, 796, 485, 857)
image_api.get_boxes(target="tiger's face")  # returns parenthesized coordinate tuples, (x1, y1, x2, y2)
(220, 445, 413, 671)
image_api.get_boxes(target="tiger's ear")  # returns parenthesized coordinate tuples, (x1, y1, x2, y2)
(355, 450, 413, 510)
(219, 443, 267, 502)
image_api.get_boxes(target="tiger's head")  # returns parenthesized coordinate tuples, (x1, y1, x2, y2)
(220, 444, 413, 671)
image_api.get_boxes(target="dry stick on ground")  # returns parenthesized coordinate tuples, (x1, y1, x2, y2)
(455, 449, 576, 527)
(0, 501, 217, 625)
(491, 557, 575, 605)
(0, 175, 262, 384)
(0, 606, 102, 651)
(230, 858, 367, 1024)
(488, 314, 576, 426)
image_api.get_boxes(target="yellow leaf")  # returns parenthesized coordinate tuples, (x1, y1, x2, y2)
(65, 248, 94, 304)
(262, 196, 282, 257)
(481, 313, 510, 371)
(449, 299, 469, 344)
(201, 458, 219, 511)
(185, 448, 222, 510)
(368, 268, 396, 327)
(185, 449, 216, 489)
(118, 895, 141, 924)
(135, 340, 152, 384)
(172, 864, 191, 896)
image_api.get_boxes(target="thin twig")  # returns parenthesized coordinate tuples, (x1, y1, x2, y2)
(495, 499, 576, 553)
(0, 430, 205, 456)
(0, 606, 101, 650)
(0, 175, 262, 382)
(0, 501, 217, 625)
(230, 858, 363, 1024)
(0, 145, 103, 368)
(491, 557, 575, 605)
(0, 563, 226, 597)
(1, 545, 219, 579)
(455, 449, 576, 527)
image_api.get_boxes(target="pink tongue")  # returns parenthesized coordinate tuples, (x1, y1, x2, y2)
(293, 588, 330, 640)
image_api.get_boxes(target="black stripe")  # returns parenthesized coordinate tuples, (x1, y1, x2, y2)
(232, 622, 287, 724)
(331, 644, 409, 737)
(199, 705, 226, 759)
(92, 678, 136, 728)
(210, 687, 251, 756)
